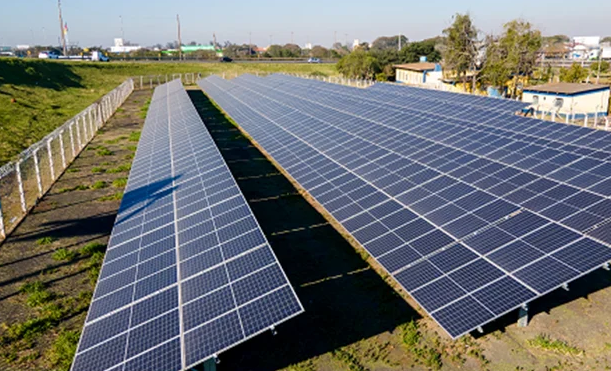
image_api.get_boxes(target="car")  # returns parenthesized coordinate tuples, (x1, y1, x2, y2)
(308, 57, 321, 63)
(219, 56, 233, 62)
(38, 51, 60, 59)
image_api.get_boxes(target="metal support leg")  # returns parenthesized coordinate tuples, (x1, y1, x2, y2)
(562, 283, 569, 291)
(518, 304, 529, 327)
(476, 326, 483, 334)
(602, 262, 610, 271)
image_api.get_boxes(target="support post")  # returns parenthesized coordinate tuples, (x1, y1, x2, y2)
(69, 123, 76, 158)
(33, 150, 43, 198)
(140, 75, 143, 90)
(75, 117, 82, 150)
(81, 115, 89, 144)
(562, 283, 569, 291)
(518, 304, 528, 327)
(47, 139, 55, 181)
(602, 262, 610, 271)
(59, 131, 66, 169)
(0, 193, 4, 239)
(89, 109, 95, 135)
(150, 76, 153, 89)
(16, 161, 27, 213)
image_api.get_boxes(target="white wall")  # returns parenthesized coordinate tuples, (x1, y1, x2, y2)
(523, 89, 610, 118)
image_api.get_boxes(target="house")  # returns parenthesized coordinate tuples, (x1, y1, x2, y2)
(522, 83, 610, 119)
(394, 62, 442, 86)
(110, 38, 142, 53)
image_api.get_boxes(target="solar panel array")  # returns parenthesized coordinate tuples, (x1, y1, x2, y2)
(71, 79, 303, 371)
(198, 74, 611, 339)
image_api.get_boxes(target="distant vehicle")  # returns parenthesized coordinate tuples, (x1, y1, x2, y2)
(38, 51, 60, 59)
(219, 56, 233, 62)
(308, 57, 321, 63)
(91, 51, 110, 62)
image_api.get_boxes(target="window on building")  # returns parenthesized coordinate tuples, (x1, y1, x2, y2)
(554, 98, 564, 108)
(532, 95, 539, 105)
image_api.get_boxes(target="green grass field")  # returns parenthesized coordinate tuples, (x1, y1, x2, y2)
(0, 59, 337, 164)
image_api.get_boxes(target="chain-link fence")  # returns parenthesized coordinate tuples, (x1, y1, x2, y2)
(132, 73, 202, 90)
(0, 79, 134, 242)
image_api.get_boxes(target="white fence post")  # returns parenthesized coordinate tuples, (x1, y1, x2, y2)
(75, 118, 82, 149)
(140, 76, 143, 89)
(69, 123, 76, 158)
(33, 150, 43, 198)
(88, 109, 94, 134)
(16, 161, 27, 213)
(59, 131, 67, 169)
(0, 193, 5, 239)
(47, 139, 55, 181)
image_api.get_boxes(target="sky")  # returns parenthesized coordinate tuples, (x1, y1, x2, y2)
(1, 0, 610, 48)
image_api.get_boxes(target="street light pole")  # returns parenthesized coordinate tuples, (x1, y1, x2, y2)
(57, 0, 67, 55)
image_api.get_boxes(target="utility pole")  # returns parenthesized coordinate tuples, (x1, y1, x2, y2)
(120, 15, 124, 41)
(176, 14, 182, 60)
(57, 0, 67, 56)
(334, 31, 337, 47)
(269, 34, 273, 46)
(291, 31, 294, 44)
(398, 33, 402, 50)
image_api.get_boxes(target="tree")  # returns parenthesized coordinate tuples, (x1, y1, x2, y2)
(336, 50, 381, 79)
(283, 43, 302, 57)
(442, 13, 479, 91)
(400, 40, 441, 63)
(371, 35, 408, 50)
(310, 45, 329, 59)
(559, 63, 589, 83)
(188, 41, 198, 46)
(591, 60, 610, 74)
(601, 36, 611, 43)
(543, 35, 570, 45)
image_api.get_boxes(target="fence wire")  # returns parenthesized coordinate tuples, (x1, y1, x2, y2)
(0, 79, 134, 242)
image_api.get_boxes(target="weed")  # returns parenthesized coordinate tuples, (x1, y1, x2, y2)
(36, 236, 56, 245)
(112, 178, 128, 188)
(116, 108, 125, 113)
(48, 330, 80, 371)
(2, 351, 17, 363)
(20, 281, 46, 294)
(98, 192, 123, 202)
(90, 180, 108, 189)
(126, 145, 137, 151)
(26, 289, 55, 308)
(139, 100, 151, 119)
(81, 242, 106, 255)
(128, 131, 141, 142)
(528, 334, 584, 356)
(400, 320, 421, 348)
(101, 161, 112, 166)
(52, 248, 77, 262)
(118, 135, 128, 140)
(18, 350, 40, 363)
(124, 153, 134, 160)
(105, 138, 119, 144)
(96, 147, 114, 156)
(331, 348, 367, 371)
(87, 252, 105, 284)
(107, 163, 131, 173)
(91, 166, 106, 173)
(66, 168, 80, 173)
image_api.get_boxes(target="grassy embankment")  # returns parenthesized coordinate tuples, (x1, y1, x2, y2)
(0, 59, 337, 164)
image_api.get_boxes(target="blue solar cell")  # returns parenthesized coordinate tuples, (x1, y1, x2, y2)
(472, 277, 536, 315)
(553, 238, 611, 272)
(514, 257, 578, 293)
(412, 277, 466, 311)
(488, 240, 544, 272)
(395, 261, 443, 292)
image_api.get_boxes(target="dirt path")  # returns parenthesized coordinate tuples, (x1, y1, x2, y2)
(0, 90, 151, 371)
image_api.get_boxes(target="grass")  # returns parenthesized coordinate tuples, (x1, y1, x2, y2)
(98, 192, 123, 202)
(95, 147, 114, 156)
(128, 131, 141, 142)
(48, 330, 80, 371)
(139, 99, 151, 119)
(112, 178, 128, 188)
(400, 320, 421, 348)
(58, 184, 88, 193)
(51, 248, 77, 262)
(126, 145, 137, 151)
(91, 166, 106, 173)
(107, 163, 131, 173)
(80, 242, 106, 255)
(65, 168, 80, 173)
(90, 180, 108, 189)
(36, 236, 56, 245)
(528, 334, 584, 356)
(0, 59, 336, 165)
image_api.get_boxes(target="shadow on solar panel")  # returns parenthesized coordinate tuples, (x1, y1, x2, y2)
(70, 80, 304, 371)
(196, 73, 611, 341)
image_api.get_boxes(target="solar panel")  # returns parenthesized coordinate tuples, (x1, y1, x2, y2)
(71, 80, 303, 371)
(198, 74, 611, 339)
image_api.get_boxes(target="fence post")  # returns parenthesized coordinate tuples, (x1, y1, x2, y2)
(47, 139, 55, 181)
(89, 109, 95, 135)
(75, 118, 82, 149)
(69, 123, 76, 158)
(59, 130, 67, 169)
(16, 161, 27, 213)
(0, 192, 5, 239)
(33, 150, 43, 198)
(140, 76, 143, 90)
(81, 115, 89, 143)
(150, 76, 153, 89)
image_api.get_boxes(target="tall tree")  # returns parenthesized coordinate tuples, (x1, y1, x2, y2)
(371, 35, 408, 50)
(601, 36, 611, 43)
(559, 63, 589, 83)
(442, 13, 479, 91)
(310, 45, 329, 59)
(336, 50, 381, 79)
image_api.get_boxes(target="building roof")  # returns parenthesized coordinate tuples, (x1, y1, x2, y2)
(523, 83, 609, 95)
(393, 62, 438, 72)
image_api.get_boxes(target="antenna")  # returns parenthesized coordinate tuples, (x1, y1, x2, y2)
(177, 14, 182, 60)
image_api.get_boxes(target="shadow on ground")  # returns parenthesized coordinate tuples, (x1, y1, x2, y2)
(0, 59, 83, 90)
(188, 89, 419, 370)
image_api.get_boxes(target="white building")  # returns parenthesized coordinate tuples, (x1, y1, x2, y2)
(353, 39, 360, 48)
(522, 83, 610, 119)
(304, 42, 313, 50)
(110, 38, 142, 53)
(394, 62, 443, 86)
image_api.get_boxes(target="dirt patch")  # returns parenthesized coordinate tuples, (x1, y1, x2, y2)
(0, 90, 151, 371)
